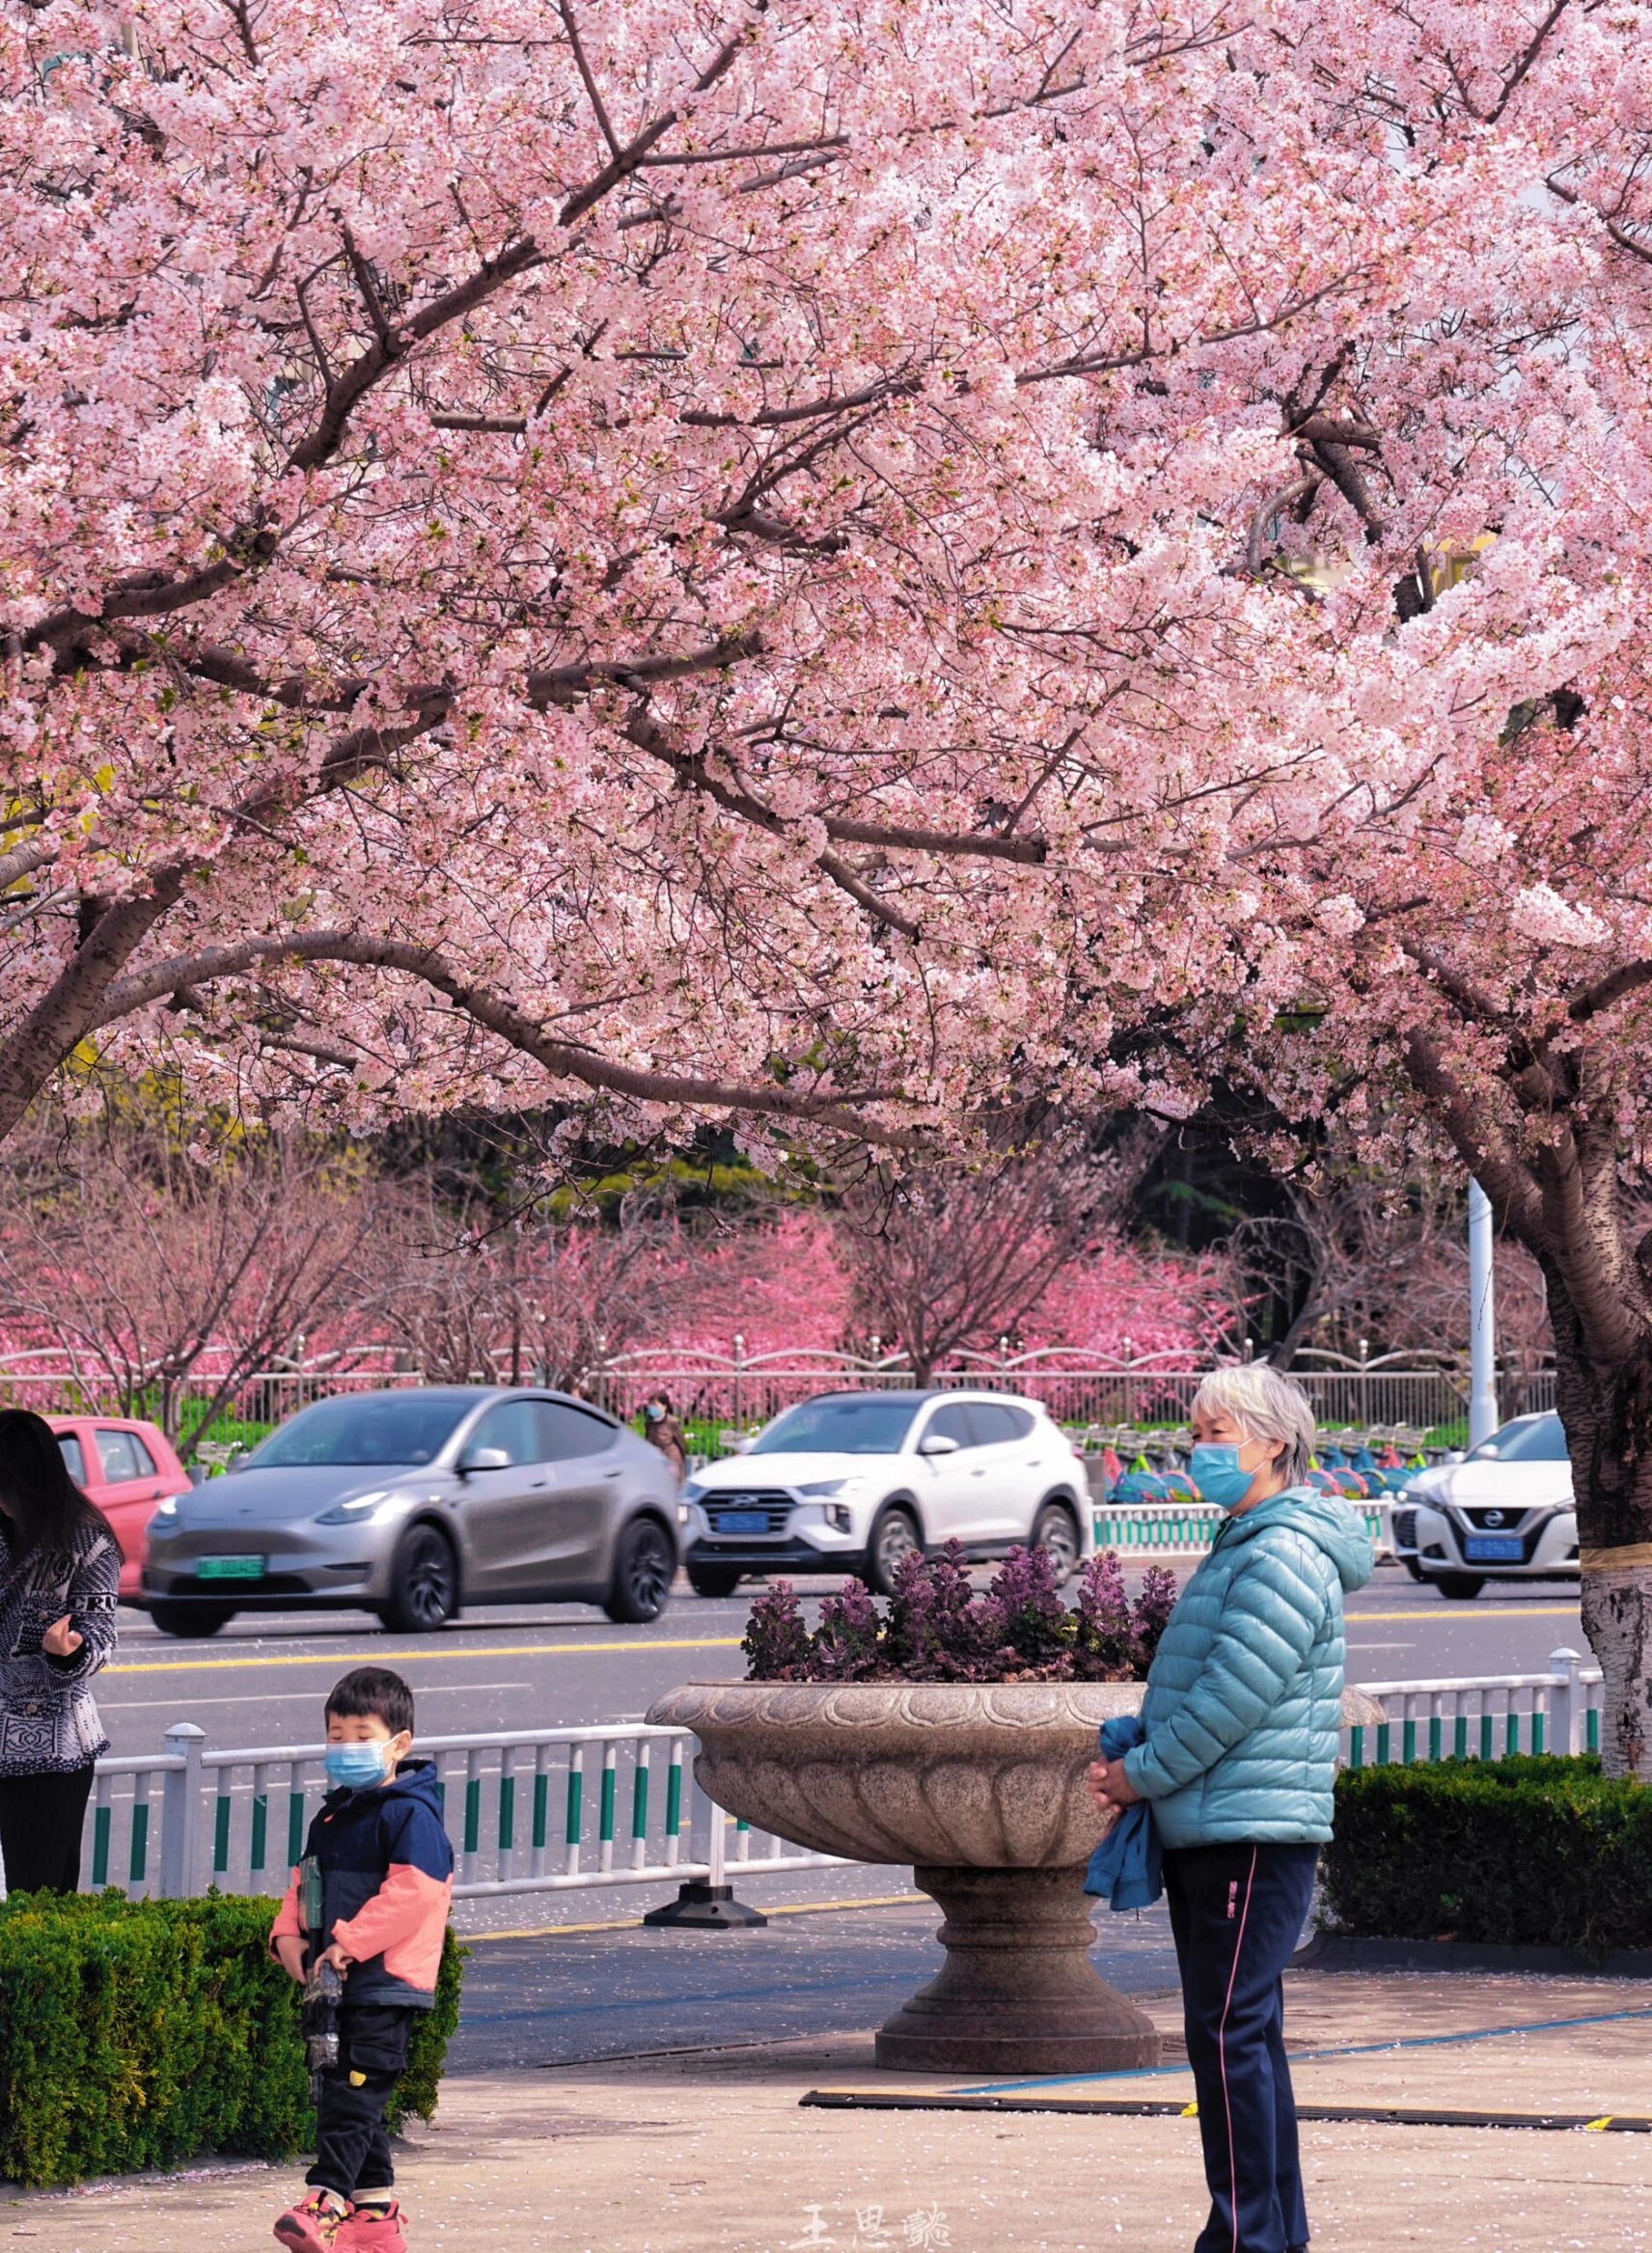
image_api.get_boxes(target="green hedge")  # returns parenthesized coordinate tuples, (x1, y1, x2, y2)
(1322, 1754, 1652, 1962)
(0, 1891, 463, 2187)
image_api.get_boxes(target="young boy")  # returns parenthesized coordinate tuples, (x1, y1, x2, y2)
(271, 1666, 454, 2253)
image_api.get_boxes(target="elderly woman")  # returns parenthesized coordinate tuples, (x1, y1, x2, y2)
(1088, 1364, 1372, 2253)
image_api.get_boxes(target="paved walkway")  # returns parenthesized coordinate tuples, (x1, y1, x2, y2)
(17, 1965, 1651, 2253)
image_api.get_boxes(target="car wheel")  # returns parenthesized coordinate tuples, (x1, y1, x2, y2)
(1430, 1572, 1486, 1601)
(148, 1602, 234, 1638)
(378, 1524, 459, 1633)
(1032, 1500, 1080, 1587)
(605, 1518, 675, 1623)
(686, 1562, 743, 1599)
(867, 1504, 922, 1596)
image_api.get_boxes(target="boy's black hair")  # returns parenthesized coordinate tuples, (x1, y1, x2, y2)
(325, 1665, 415, 1737)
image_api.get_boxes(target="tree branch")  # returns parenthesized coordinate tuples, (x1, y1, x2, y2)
(94, 932, 921, 1141)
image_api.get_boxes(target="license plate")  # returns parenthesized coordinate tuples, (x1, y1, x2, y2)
(198, 1554, 265, 1580)
(716, 1511, 770, 1534)
(1465, 1536, 1523, 1563)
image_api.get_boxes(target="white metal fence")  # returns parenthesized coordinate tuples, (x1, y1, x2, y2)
(1, 1344, 1556, 1450)
(62, 1656, 1602, 1909)
(77, 1718, 841, 1907)
(1345, 1649, 1604, 1768)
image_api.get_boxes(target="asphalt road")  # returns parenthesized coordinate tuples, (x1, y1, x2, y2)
(96, 1565, 1589, 1765)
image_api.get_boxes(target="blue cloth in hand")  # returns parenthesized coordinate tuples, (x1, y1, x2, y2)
(1083, 1715, 1163, 1910)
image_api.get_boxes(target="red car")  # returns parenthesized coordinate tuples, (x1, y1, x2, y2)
(52, 1416, 191, 1602)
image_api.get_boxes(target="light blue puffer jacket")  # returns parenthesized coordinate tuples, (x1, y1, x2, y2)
(1121, 1485, 1373, 1848)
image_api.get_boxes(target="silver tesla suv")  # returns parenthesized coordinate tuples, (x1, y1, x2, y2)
(140, 1387, 682, 1636)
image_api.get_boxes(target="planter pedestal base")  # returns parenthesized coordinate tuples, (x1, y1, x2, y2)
(874, 1864, 1163, 2075)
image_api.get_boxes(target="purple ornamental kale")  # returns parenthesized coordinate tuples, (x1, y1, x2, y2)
(1133, 1565, 1181, 1668)
(1073, 1549, 1136, 1679)
(986, 1543, 1072, 1673)
(740, 1580, 812, 1680)
(812, 1575, 885, 1680)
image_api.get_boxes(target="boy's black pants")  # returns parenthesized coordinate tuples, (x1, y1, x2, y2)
(307, 2005, 415, 2199)
(1163, 1841, 1319, 2253)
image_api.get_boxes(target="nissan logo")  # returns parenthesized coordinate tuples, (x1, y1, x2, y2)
(1483, 1510, 1505, 1527)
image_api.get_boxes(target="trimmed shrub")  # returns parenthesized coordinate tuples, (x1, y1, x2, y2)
(1321, 1755, 1652, 1962)
(0, 1890, 463, 2187)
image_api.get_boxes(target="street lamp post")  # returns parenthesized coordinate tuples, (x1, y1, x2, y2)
(1468, 1179, 1500, 1448)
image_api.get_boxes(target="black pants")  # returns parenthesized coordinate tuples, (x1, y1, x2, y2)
(307, 2005, 415, 2200)
(1164, 1841, 1319, 2253)
(0, 1764, 95, 1894)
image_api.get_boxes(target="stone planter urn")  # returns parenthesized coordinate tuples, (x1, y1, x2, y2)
(647, 1678, 1386, 2076)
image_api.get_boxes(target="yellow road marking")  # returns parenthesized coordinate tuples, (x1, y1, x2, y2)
(1180, 2102, 1199, 2117)
(464, 1892, 922, 1943)
(1347, 1607, 1579, 1623)
(1583, 2117, 1614, 2131)
(107, 1635, 743, 1676)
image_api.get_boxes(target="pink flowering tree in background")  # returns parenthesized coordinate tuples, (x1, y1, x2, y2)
(1022, 1241, 1230, 1366)
(8, 3, 1652, 1757)
(660, 1213, 850, 1361)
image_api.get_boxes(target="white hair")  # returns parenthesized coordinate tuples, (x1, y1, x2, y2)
(1191, 1363, 1316, 1488)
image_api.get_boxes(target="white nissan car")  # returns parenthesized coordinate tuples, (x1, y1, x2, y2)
(1392, 1411, 1578, 1600)
(679, 1389, 1091, 1598)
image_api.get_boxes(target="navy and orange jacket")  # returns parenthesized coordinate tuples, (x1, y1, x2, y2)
(272, 1759, 454, 2009)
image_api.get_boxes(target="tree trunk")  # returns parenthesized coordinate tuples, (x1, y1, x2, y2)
(1546, 1279, 1652, 1779)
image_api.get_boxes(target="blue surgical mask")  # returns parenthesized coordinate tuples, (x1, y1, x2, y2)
(324, 1742, 393, 1791)
(647, 1403, 665, 1420)
(1190, 1442, 1258, 1513)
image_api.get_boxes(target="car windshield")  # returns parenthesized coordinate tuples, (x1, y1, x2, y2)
(749, 1396, 921, 1456)
(249, 1393, 472, 1469)
(1467, 1414, 1569, 1464)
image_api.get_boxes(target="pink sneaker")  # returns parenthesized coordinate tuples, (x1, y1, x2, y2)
(332, 2204, 408, 2253)
(274, 2193, 349, 2253)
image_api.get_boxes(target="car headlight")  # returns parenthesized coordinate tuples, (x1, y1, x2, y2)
(682, 1479, 706, 1501)
(825, 1503, 854, 1532)
(316, 1489, 398, 1525)
(151, 1495, 184, 1528)
(798, 1477, 859, 1497)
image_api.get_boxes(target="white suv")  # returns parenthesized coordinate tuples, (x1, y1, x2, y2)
(680, 1388, 1090, 1598)
(1393, 1412, 1579, 1600)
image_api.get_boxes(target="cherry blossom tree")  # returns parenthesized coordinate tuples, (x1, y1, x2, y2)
(9, 2, 1652, 1762)
(0, 1120, 386, 1446)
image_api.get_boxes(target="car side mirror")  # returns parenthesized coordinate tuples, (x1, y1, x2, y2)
(919, 1433, 959, 1457)
(458, 1444, 511, 1474)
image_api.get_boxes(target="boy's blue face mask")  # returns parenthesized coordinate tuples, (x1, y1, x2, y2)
(1190, 1442, 1261, 1513)
(324, 1742, 396, 1791)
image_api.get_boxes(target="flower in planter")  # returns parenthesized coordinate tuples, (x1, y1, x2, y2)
(741, 1581, 812, 1679)
(741, 1545, 1177, 1684)
(813, 1577, 885, 1679)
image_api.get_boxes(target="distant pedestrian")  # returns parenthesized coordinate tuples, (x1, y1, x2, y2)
(642, 1391, 689, 1481)
(1088, 1363, 1372, 2253)
(0, 1407, 121, 1894)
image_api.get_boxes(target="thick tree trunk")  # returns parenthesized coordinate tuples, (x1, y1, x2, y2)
(1546, 1281, 1652, 1779)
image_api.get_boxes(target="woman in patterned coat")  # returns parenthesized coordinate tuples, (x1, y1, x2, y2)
(0, 1409, 122, 1892)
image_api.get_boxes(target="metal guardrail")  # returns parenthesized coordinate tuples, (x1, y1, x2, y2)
(78, 1719, 842, 1907)
(1345, 1649, 1603, 1767)
(1094, 1500, 1393, 1558)
(68, 1653, 1600, 1909)
(1, 1351, 1556, 1447)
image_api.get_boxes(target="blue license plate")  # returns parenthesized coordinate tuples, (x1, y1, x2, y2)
(1465, 1536, 1523, 1562)
(716, 1510, 769, 1534)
